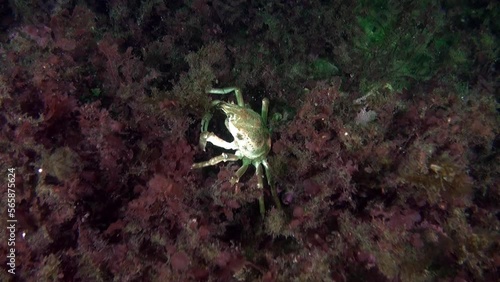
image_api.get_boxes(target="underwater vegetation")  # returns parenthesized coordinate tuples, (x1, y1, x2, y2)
(0, 0, 498, 281)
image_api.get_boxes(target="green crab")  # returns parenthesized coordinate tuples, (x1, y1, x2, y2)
(192, 87, 280, 215)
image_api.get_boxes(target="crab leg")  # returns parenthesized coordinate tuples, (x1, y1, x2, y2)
(254, 162, 266, 216)
(261, 98, 269, 127)
(208, 87, 245, 107)
(230, 159, 250, 185)
(200, 100, 224, 132)
(192, 153, 240, 169)
(263, 160, 282, 210)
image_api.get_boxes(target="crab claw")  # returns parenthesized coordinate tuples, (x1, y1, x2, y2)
(199, 132, 210, 151)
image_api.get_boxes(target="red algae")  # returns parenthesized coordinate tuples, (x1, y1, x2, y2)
(0, 2, 498, 281)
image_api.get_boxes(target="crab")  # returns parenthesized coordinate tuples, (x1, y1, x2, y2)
(192, 87, 280, 215)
